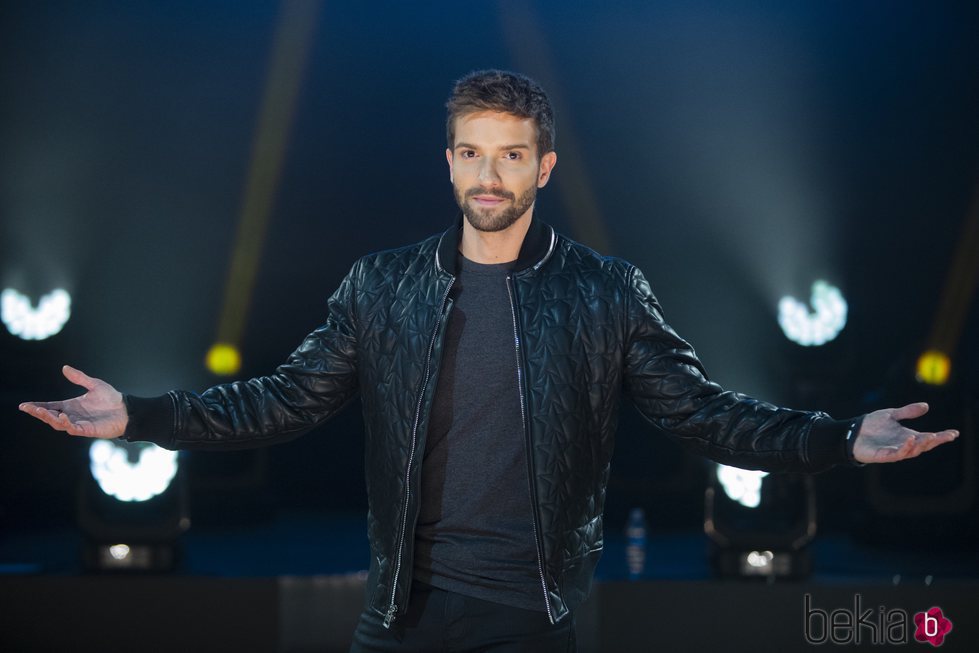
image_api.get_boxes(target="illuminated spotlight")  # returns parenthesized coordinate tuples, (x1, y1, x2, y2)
(1, 288, 71, 340)
(916, 350, 951, 386)
(778, 280, 847, 346)
(716, 464, 769, 508)
(89, 439, 179, 502)
(745, 550, 776, 575)
(705, 465, 816, 579)
(206, 342, 242, 376)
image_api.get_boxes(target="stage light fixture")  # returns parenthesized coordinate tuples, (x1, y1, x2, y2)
(1, 288, 71, 340)
(705, 464, 816, 579)
(206, 342, 242, 376)
(777, 280, 847, 346)
(79, 438, 189, 572)
(89, 439, 179, 502)
(916, 350, 951, 386)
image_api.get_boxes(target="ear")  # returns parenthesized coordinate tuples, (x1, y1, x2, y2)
(445, 148, 454, 183)
(536, 151, 557, 188)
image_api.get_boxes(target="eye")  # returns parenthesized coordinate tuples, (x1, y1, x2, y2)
(460, 149, 476, 158)
(505, 151, 522, 161)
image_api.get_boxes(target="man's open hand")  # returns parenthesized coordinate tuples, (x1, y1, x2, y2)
(19, 365, 128, 439)
(853, 402, 958, 464)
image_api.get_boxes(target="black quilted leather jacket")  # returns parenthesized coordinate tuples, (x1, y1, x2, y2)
(124, 216, 853, 627)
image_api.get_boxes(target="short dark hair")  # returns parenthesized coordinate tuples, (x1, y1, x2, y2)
(446, 69, 555, 158)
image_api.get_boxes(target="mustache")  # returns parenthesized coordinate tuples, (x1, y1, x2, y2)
(465, 187, 514, 201)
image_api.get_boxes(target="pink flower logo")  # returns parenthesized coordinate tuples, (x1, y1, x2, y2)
(914, 607, 953, 647)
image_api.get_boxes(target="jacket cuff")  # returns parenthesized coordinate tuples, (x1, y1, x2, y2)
(844, 415, 866, 467)
(121, 393, 175, 449)
(806, 416, 862, 471)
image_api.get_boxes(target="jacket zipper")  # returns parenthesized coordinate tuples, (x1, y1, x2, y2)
(506, 273, 556, 625)
(384, 279, 455, 629)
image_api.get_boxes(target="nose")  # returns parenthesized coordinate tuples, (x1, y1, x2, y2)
(476, 158, 501, 185)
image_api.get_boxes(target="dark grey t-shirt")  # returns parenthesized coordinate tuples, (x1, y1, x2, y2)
(412, 253, 543, 612)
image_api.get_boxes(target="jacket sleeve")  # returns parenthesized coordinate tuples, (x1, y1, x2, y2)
(622, 265, 855, 473)
(119, 261, 362, 451)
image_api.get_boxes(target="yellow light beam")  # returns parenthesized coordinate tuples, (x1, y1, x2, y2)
(495, 0, 611, 254)
(923, 181, 979, 366)
(212, 0, 320, 370)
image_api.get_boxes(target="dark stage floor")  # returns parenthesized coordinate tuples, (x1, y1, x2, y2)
(2, 512, 978, 651)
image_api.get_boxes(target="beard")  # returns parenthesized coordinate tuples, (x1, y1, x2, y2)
(454, 183, 537, 233)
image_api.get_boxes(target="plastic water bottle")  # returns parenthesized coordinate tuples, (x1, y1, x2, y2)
(625, 507, 647, 580)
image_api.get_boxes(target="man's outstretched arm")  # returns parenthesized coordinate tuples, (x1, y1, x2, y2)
(19, 260, 362, 450)
(623, 266, 958, 472)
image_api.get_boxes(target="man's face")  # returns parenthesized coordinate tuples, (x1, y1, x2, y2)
(446, 111, 557, 233)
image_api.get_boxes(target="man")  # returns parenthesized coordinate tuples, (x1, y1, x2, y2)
(19, 70, 958, 653)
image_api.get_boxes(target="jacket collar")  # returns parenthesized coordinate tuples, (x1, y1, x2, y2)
(435, 213, 556, 276)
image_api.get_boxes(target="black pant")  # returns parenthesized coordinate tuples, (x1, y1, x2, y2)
(349, 580, 577, 653)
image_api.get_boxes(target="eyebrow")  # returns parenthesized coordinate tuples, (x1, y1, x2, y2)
(455, 142, 531, 151)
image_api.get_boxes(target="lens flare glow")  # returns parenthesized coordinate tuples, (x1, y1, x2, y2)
(778, 280, 847, 346)
(916, 350, 951, 386)
(717, 464, 769, 508)
(89, 439, 179, 502)
(1, 288, 71, 340)
(206, 342, 242, 376)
